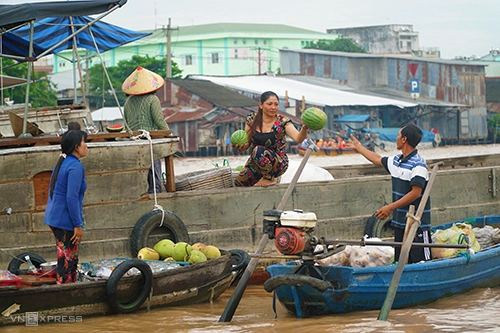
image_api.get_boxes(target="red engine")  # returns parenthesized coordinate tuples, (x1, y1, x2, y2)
(275, 227, 309, 255)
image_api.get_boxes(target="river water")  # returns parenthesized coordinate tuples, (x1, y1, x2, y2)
(4, 285, 500, 332)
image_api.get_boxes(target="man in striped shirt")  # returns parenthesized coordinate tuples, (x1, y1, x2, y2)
(348, 124, 431, 263)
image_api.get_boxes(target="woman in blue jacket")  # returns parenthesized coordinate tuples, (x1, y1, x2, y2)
(44, 130, 88, 284)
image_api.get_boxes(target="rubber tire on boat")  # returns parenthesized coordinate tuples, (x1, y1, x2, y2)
(105, 259, 153, 314)
(228, 249, 250, 272)
(7, 252, 46, 275)
(264, 274, 331, 293)
(130, 210, 190, 257)
(364, 214, 395, 238)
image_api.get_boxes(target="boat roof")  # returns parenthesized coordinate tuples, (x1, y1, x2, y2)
(0, 0, 127, 30)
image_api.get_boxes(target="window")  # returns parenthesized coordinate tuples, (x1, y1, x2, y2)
(211, 53, 219, 64)
(58, 62, 66, 68)
(185, 55, 193, 65)
(234, 39, 238, 44)
(234, 49, 238, 59)
(407, 41, 412, 49)
(255, 39, 259, 45)
(263, 40, 267, 45)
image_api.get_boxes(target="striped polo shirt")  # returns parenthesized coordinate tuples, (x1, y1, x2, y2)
(381, 150, 431, 230)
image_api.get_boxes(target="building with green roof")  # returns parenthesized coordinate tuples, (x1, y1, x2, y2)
(53, 22, 339, 77)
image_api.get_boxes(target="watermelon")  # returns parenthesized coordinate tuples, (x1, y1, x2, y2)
(230, 130, 248, 145)
(106, 124, 124, 133)
(302, 107, 327, 131)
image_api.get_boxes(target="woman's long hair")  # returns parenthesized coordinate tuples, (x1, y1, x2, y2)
(250, 91, 279, 138)
(49, 130, 88, 199)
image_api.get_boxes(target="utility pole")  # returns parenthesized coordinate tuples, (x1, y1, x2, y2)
(165, 18, 178, 78)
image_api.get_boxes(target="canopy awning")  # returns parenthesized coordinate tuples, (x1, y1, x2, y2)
(0, 0, 127, 30)
(336, 114, 371, 123)
(8, 15, 150, 58)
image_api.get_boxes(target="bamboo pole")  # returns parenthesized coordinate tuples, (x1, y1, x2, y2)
(378, 162, 442, 321)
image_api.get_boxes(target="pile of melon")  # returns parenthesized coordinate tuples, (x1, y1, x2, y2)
(137, 239, 221, 264)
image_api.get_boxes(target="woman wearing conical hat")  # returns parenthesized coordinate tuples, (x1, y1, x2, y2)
(122, 66, 170, 194)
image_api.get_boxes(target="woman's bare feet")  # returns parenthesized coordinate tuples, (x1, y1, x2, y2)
(254, 178, 277, 187)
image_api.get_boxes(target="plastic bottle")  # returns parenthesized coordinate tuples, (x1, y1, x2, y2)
(25, 255, 38, 273)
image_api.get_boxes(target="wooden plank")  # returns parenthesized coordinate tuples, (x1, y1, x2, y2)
(165, 155, 176, 192)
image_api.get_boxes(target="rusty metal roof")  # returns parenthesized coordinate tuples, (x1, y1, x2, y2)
(168, 78, 258, 108)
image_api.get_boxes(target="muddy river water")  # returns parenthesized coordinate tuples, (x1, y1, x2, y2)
(4, 284, 500, 332)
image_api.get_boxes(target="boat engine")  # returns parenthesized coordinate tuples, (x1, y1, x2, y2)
(263, 209, 319, 256)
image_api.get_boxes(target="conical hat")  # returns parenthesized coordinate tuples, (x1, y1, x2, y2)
(121, 66, 164, 95)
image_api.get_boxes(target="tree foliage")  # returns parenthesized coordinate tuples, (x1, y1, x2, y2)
(86, 55, 182, 108)
(0, 58, 58, 108)
(305, 38, 367, 53)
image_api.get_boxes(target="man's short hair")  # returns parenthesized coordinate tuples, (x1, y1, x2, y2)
(401, 124, 423, 148)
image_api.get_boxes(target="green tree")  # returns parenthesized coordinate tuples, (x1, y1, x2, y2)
(0, 58, 58, 107)
(305, 38, 367, 53)
(86, 55, 182, 108)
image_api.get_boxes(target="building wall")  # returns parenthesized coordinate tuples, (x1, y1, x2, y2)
(326, 24, 420, 55)
(52, 24, 340, 77)
(280, 49, 488, 140)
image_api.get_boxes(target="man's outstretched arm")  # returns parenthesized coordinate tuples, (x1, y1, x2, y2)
(347, 134, 383, 166)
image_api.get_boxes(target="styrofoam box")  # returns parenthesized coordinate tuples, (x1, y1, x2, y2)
(280, 210, 317, 228)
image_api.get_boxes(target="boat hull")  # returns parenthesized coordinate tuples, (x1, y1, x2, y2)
(0, 253, 233, 326)
(266, 216, 500, 318)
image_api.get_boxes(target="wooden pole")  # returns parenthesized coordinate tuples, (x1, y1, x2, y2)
(378, 162, 442, 321)
(219, 139, 318, 322)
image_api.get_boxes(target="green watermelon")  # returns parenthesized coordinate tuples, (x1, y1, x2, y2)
(302, 107, 327, 131)
(106, 123, 124, 133)
(230, 130, 248, 145)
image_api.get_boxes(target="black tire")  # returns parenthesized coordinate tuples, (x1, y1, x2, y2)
(105, 259, 153, 314)
(130, 210, 190, 257)
(8, 252, 46, 275)
(228, 249, 250, 272)
(364, 214, 395, 238)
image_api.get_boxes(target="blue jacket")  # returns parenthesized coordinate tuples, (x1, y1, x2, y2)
(44, 154, 87, 231)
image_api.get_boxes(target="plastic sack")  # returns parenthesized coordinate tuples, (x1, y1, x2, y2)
(431, 223, 481, 259)
(316, 246, 352, 267)
(349, 238, 394, 268)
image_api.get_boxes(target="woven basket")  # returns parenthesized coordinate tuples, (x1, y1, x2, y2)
(175, 166, 234, 191)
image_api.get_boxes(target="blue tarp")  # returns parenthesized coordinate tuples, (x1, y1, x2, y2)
(363, 127, 435, 143)
(336, 114, 371, 123)
(6, 16, 150, 58)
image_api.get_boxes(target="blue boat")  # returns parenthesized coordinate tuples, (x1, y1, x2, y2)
(265, 215, 500, 318)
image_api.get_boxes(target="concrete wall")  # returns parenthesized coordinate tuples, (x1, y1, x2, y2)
(1, 147, 499, 268)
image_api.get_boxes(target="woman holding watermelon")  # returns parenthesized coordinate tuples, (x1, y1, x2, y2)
(234, 91, 309, 187)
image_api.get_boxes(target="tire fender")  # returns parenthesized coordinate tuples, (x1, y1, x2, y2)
(8, 252, 46, 275)
(264, 274, 331, 293)
(130, 210, 190, 257)
(228, 249, 250, 272)
(364, 214, 394, 238)
(105, 259, 153, 314)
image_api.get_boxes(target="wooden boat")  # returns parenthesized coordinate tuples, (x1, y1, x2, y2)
(264, 215, 500, 318)
(296, 145, 357, 156)
(0, 250, 245, 326)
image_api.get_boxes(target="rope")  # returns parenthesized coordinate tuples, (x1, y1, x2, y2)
(130, 130, 166, 226)
(405, 212, 421, 226)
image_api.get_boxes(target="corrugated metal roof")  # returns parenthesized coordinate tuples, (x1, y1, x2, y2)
(166, 109, 207, 122)
(145, 23, 336, 38)
(168, 78, 258, 108)
(190, 75, 417, 108)
(282, 49, 487, 66)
